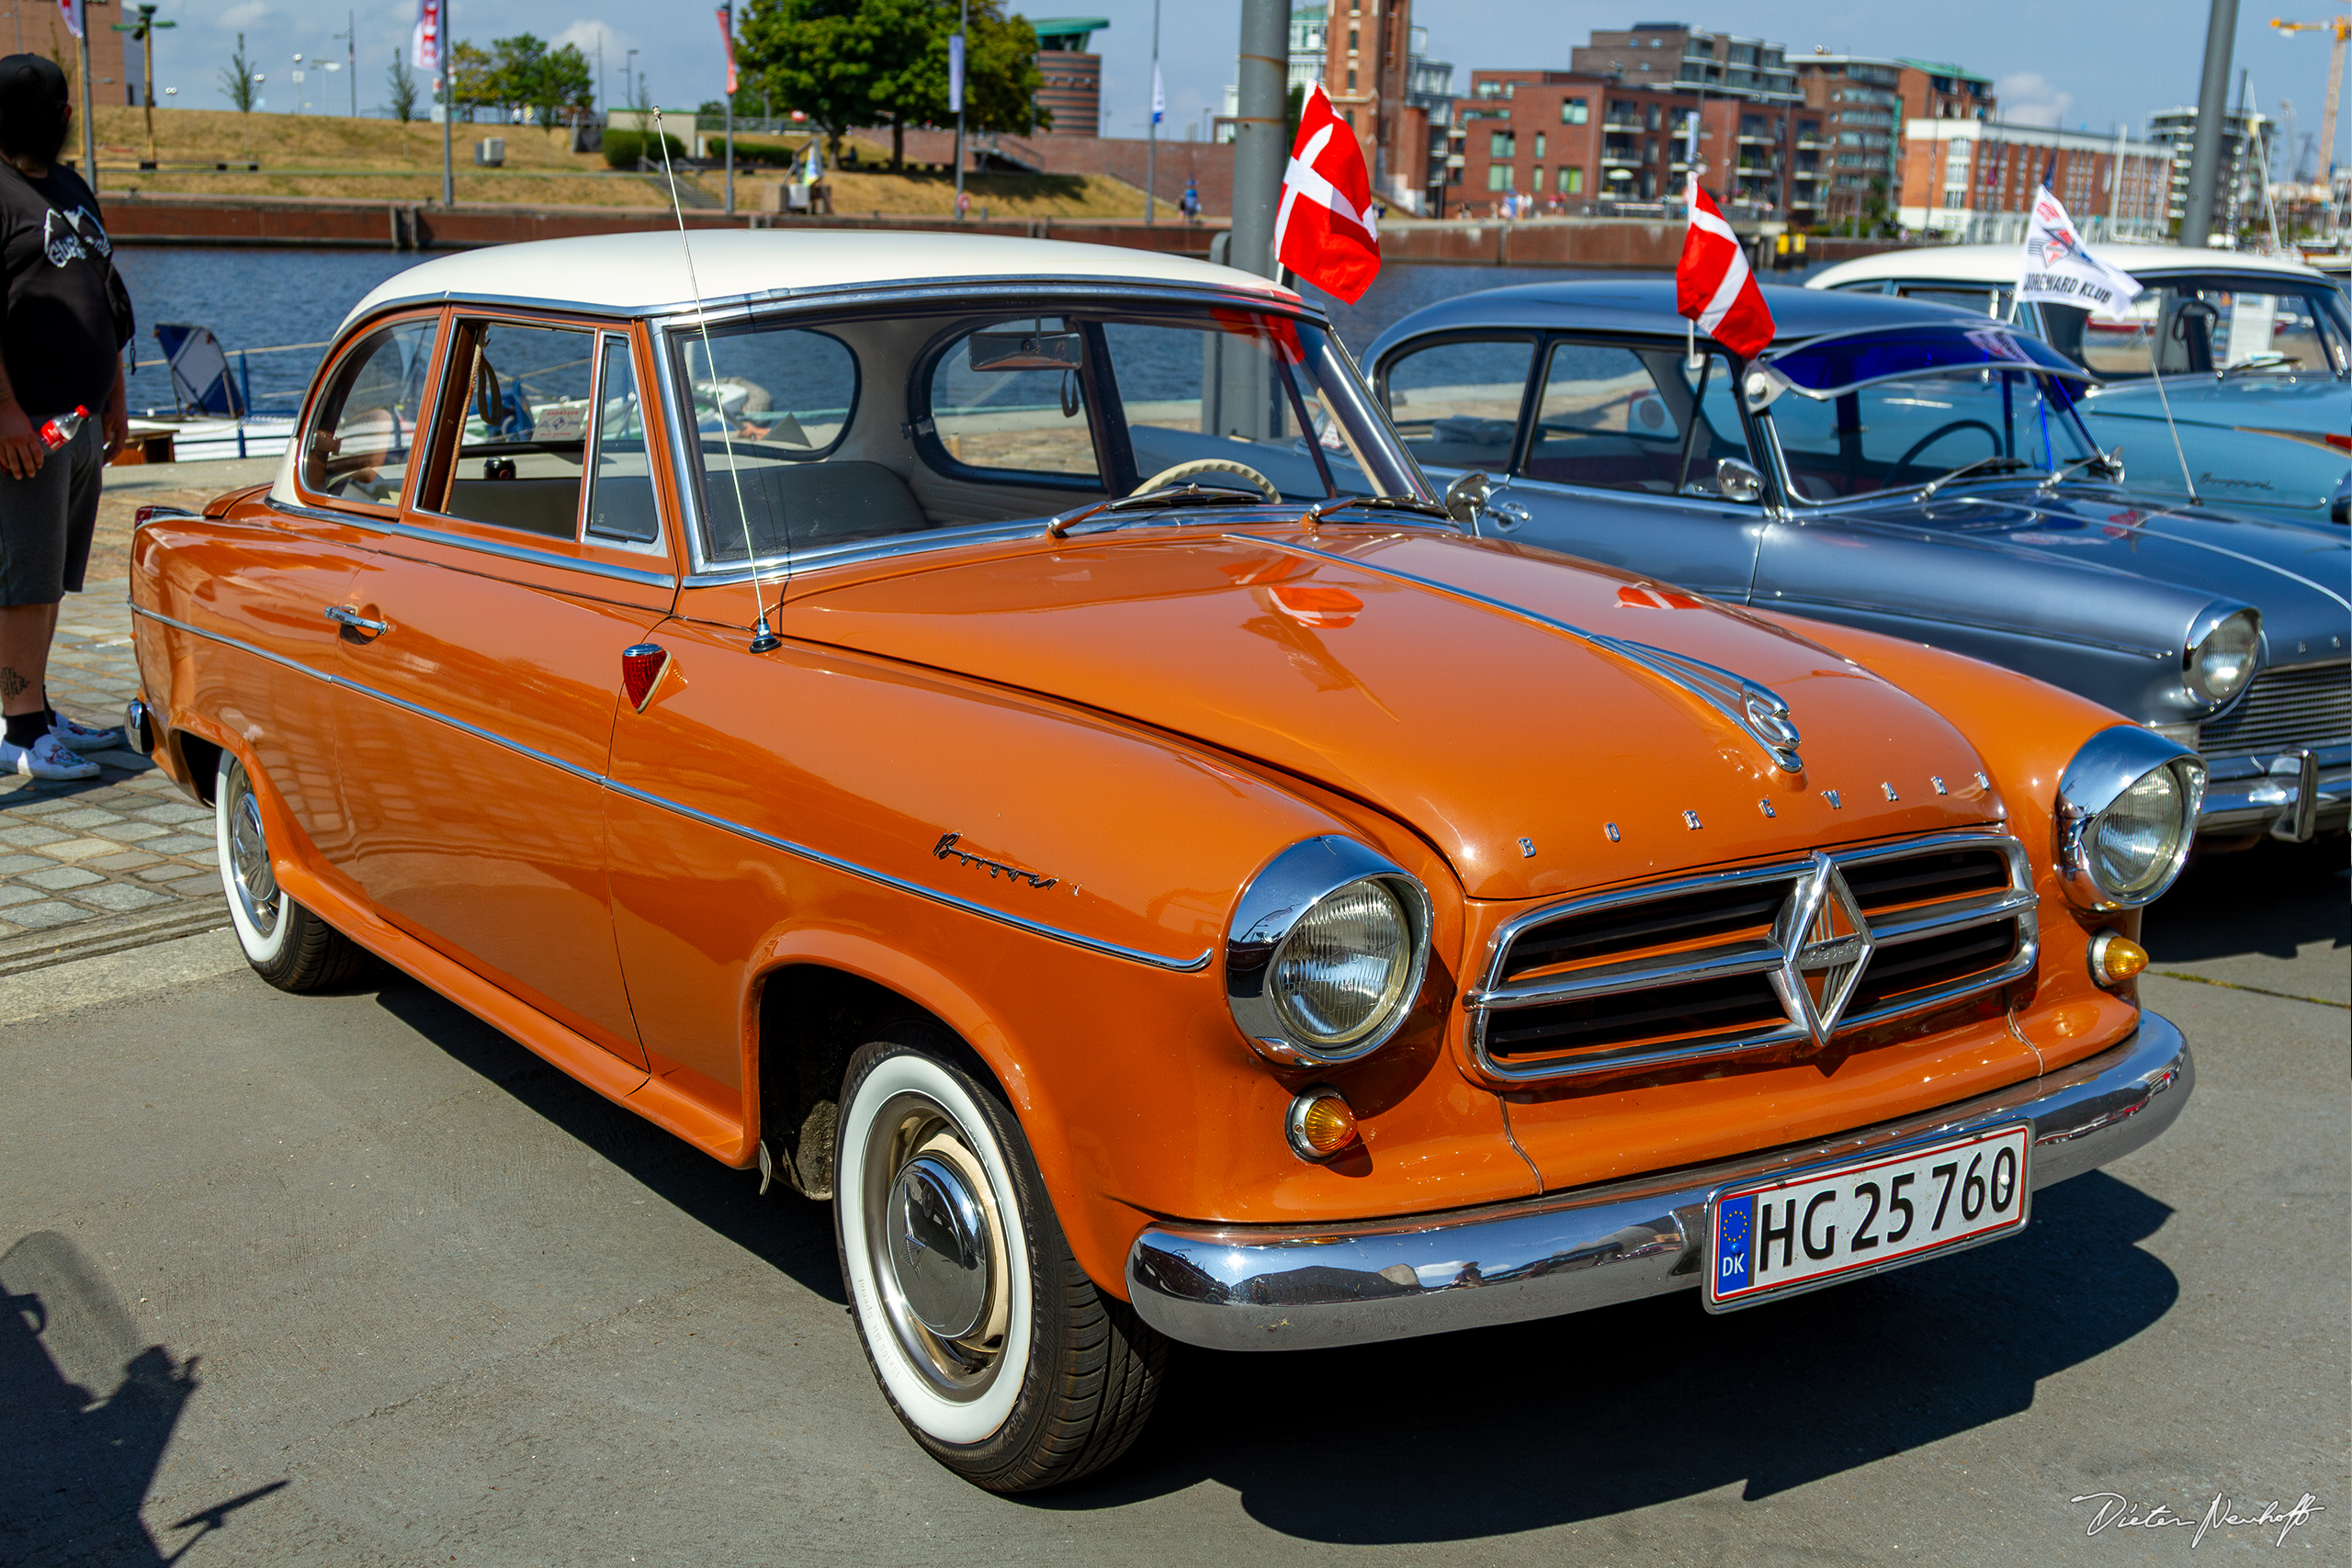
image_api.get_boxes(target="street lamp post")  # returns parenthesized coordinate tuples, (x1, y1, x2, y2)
(290, 52, 303, 115)
(334, 11, 356, 116)
(108, 3, 175, 164)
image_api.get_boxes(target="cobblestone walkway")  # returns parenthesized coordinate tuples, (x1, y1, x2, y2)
(0, 583, 225, 951)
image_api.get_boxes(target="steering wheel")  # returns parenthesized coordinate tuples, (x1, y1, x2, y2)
(1895, 420, 2003, 472)
(1134, 458, 1279, 502)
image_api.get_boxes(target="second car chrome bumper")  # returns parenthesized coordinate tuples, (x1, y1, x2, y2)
(2198, 746, 2349, 841)
(1125, 1016, 2192, 1352)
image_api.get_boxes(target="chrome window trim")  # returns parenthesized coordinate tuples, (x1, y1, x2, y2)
(1465, 829, 2040, 1084)
(263, 499, 678, 589)
(288, 310, 447, 520)
(132, 605, 1208, 973)
(1506, 470, 1774, 517)
(1233, 534, 1809, 774)
(582, 328, 673, 558)
(2053, 724, 2206, 910)
(1224, 835, 1435, 1067)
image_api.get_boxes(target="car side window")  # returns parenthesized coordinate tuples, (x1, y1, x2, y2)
(1896, 284, 2007, 318)
(679, 322, 875, 563)
(299, 318, 436, 509)
(586, 333, 660, 546)
(1379, 337, 1532, 471)
(1519, 344, 1753, 498)
(926, 317, 1103, 483)
(430, 321, 599, 539)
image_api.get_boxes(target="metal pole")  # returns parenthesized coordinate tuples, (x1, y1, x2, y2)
(721, 2, 736, 216)
(348, 12, 357, 117)
(75, 11, 93, 188)
(953, 0, 966, 220)
(1229, 0, 1285, 277)
(2178, 0, 2237, 247)
(440, 0, 455, 207)
(1146, 0, 1160, 223)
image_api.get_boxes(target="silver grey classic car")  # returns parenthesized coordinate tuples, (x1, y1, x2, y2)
(1365, 281, 2351, 850)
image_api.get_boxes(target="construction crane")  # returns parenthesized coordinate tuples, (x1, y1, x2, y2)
(2270, 17, 2348, 179)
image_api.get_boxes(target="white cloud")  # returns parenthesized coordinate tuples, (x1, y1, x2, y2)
(1996, 72, 2075, 129)
(552, 19, 632, 57)
(215, 1, 269, 31)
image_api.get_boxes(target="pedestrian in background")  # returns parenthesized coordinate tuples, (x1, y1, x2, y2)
(1180, 177, 1200, 225)
(0, 54, 130, 781)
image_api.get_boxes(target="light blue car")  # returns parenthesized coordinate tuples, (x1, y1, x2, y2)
(1810, 244, 2350, 528)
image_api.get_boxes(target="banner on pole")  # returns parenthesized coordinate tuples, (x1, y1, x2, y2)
(411, 0, 440, 72)
(948, 33, 965, 115)
(1151, 62, 1165, 125)
(2018, 186, 2142, 321)
(54, 0, 80, 41)
(717, 7, 738, 95)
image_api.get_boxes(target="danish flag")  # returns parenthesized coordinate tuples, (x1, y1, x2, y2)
(1677, 175, 1775, 360)
(1275, 84, 1381, 304)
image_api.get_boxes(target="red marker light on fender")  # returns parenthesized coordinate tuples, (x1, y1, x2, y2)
(620, 644, 669, 711)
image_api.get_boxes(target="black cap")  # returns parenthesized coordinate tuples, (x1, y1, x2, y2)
(0, 55, 70, 105)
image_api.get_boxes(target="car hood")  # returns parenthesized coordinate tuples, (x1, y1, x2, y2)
(778, 527, 2004, 901)
(2081, 372, 2350, 438)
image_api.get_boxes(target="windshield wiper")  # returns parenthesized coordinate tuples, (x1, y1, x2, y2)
(1916, 455, 2040, 502)
(2036, 448, 2126, 491)
(1046, 481, 1270, 538)
(1298, 493, 1457, 525)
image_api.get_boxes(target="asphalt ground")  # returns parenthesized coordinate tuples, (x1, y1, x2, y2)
(0, 840, 2344, 1567)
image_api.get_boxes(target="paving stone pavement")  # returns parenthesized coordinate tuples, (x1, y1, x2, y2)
(0, 581, 224, 942)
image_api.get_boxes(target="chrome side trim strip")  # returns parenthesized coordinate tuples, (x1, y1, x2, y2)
(130, 605, 1210, 973)
(1126, 1016, 2192, 1352)
(1233, 534, 1808, 773)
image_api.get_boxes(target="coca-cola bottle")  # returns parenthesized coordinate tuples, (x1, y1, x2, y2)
(38, 405, 89, 451)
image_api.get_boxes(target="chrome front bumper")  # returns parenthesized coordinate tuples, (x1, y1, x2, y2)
(1125, 1016, 2193, 1352)
(2199, 746, 2349, 841)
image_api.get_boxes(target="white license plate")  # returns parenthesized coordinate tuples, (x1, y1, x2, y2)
(1704, 1124, 2031, 1311)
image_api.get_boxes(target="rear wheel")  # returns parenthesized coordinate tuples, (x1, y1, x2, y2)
(215, 751, 368, 993)
(834, 1024, 1166, 1492)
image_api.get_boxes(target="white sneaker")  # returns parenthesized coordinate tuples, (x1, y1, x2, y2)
(3, 733, 100, 780)
(47, 712, 119, 750)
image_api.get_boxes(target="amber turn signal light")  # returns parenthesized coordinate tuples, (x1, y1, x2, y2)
(2088, 931, 2149, 989)
(1286, 1087, 1360, 1162)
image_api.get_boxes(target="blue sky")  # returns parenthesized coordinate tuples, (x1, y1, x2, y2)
(133, 1, 2346, 179)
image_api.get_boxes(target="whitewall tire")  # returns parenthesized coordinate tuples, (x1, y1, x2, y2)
(214, 750, 367, 992)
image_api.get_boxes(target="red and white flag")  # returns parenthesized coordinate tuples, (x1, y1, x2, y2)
(412, 0, 441, 72)
(1677, 175, 1774, 360)
(55, 0, 80, 39)
(717, 7, 739, 95)
(1275, 84, 1381, 304)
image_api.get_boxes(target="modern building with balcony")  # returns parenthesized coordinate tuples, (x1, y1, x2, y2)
(1032, 17, 1108, 137)
(2147, 104, 2278, 239)
(1569, 23, 1799, 103)
(1899, 118, 2170, 243)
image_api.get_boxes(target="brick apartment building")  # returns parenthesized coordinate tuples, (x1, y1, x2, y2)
(1313, 0, 1428, 209)
(1032, 17, 1106, 137)
(1456, 68, 1819, 220)
(1898, 118, 2170, 242)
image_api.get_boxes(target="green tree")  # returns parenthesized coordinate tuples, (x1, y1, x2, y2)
(738, 0, 1041, 170)
(447, 40, 494, 121)
(219, 31, 260, 113)
(485, 34, 594, 128)
(387, 50, 419, 123)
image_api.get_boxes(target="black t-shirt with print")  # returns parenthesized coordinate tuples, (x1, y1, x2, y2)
(0, 164, 125, 420)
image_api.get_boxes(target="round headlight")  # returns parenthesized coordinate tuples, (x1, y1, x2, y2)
(2186, 608, 2259, 706)
(1226, 838, 1433, 1066)
(1272, 878, 1413, 1048)
(2056, 727, 2207, 910)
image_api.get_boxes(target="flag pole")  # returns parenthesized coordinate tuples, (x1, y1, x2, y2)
(75, 3, 95, 189)
(440, 0, 455, 208)
(1145, 0, 1160, 224)
(952, 0, 967, 220)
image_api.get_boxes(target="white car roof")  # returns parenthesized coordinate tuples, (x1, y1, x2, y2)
(1807, 243, 2331, 290)
(341, 229, 1298, 330)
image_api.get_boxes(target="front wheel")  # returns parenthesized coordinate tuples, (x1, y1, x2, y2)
(215, 751, 368, 993)
(834, 1025, 1167, 1492)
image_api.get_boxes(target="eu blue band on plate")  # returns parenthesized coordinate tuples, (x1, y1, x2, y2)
(1714, 1191, 1754, 1294)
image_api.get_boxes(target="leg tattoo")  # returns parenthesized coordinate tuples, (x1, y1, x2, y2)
(0, 666, 26, 701)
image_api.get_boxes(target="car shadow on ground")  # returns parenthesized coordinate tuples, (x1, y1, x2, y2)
(368, 980, 847, 1305)
(2144, 838, 2348, 965)
(0, 1230, 286, 1567)
(1038, 1171, 2178, 1540)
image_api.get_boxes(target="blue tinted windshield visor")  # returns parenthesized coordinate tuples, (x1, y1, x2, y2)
(1758, 323, 2094, 400)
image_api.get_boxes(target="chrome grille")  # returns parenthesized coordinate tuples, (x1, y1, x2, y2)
(2199, 662, 2350, 759)
(1468, 832, 2037, 1083)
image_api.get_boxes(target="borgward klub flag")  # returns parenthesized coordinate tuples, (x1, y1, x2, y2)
(1276, 83, 1380, 304)
(1678, 175, 1774, 359)
(2018, 185, 2141, 320)
(412, 0, 441, 72)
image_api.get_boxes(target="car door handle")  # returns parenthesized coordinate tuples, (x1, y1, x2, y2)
(324, 605, 390, 636)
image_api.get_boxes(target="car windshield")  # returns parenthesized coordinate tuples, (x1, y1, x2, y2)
(671, 299, 1431, 569)
(2040, 274, 2351, 378)
(1767, 366, 2104, 504)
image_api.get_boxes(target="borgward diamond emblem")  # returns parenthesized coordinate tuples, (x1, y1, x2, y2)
(1767, 852, 1876, 1052)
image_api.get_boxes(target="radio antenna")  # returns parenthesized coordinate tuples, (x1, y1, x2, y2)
(654, 106, 782, 652)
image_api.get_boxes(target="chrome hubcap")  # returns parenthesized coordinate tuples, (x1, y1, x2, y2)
(861, 1092, 1011, 1399)
(225, 765, 280, 936)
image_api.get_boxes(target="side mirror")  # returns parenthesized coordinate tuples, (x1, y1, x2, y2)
(1443, 469, 1493, 525)
(1715, 457, 1766, 504)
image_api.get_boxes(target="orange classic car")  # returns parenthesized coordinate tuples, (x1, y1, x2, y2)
(125, 232, 2200, 1493)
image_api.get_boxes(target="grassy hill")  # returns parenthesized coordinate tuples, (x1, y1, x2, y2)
(83, 105, 1151, 219)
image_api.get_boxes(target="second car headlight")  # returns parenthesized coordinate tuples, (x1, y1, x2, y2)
(1227, 838, 1433, 1066)
(2055, 726, 2208, 910)
(2185, 607, 2260, 707)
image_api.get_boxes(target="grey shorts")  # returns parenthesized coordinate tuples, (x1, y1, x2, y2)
(0, 418, 102, 605)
